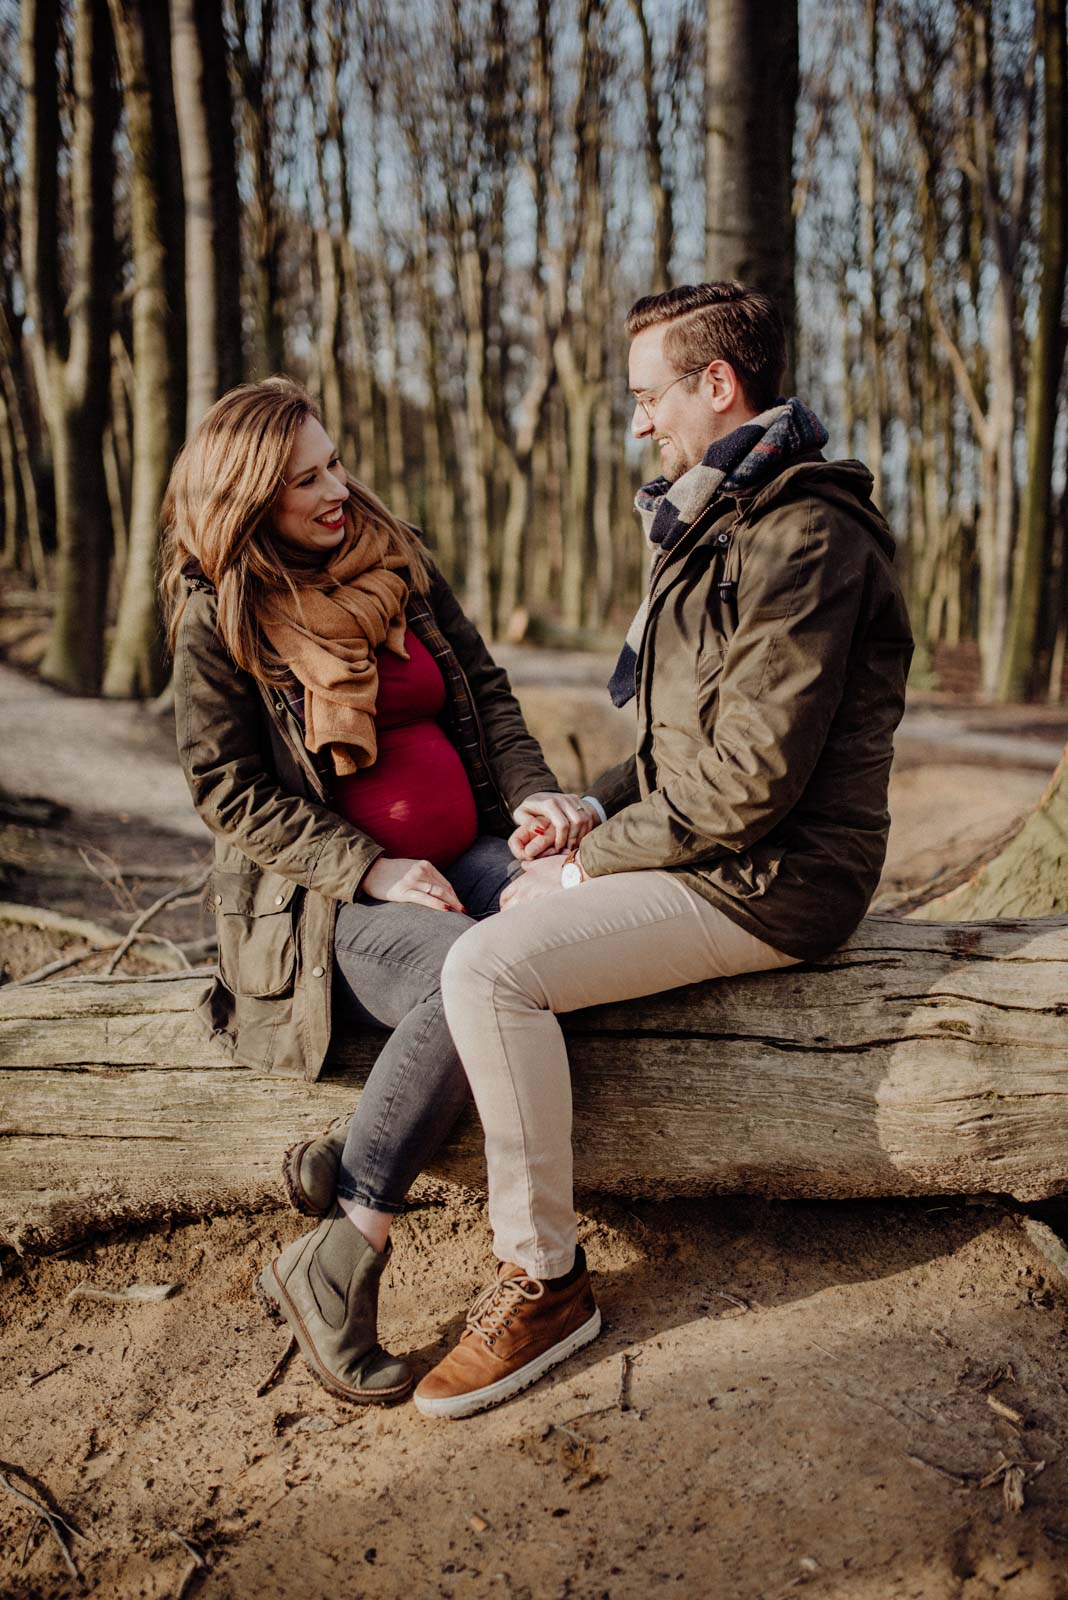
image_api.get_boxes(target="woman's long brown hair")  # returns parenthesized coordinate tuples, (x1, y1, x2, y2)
(160, 378, 430, 684)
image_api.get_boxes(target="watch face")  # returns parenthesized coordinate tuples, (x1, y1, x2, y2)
(561, 862, 582, 889)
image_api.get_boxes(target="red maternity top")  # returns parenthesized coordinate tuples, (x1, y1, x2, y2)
(332, 630, 478, 868)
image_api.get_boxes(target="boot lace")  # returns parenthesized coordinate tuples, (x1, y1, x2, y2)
(465, 1271, 544, 1348)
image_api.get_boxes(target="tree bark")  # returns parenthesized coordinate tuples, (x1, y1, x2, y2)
(170, 0, 242, 432)
(999, 0, 1067, 700)
(704, 0, 798, 368)
(629, 0, 674, 291)
(21, 0, 116, 693)
(4, 915, 1068, 1254)
(104, 0, 186, 699)
(231, 0, 284, 376)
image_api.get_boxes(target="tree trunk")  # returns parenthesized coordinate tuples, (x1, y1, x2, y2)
(854, 0, 885, 505)
(0, 312, 45, 586)
(999, 0, 1067, 701)
(21, 0, 116, 694)
(629, 0, 674, 291)
(4, 915, 1068, 1254)
(104, 0, 186, 700)
(704, 0, 798, 367)
(170, 0, 242, 432)
(231, 0, 284, 376)
(0, 386, 18, 568)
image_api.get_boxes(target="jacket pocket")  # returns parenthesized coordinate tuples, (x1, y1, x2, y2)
(211, 869, 299, 998)
(710, 846, 786, 900)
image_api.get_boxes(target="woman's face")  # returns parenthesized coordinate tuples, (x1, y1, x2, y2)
(272, 416, 350, 554)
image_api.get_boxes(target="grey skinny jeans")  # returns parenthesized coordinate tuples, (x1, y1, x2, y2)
(332, 833, 520, 1212)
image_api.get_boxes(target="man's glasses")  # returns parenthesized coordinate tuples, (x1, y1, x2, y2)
(629, 366, 707, 422)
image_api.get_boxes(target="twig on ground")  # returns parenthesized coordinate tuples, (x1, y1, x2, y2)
(904, 1452, 977, 1486)
(711, 1291, 752, 1315)
(27, 1362, 68, 1388)
(0, 1470, 79, 1579)
(987, 1393, 1024, 1426)
(168, 1530, 205, 1564)
(617, 1353, 636, 1413)
(1003, 1466, 1027, 1513)
(254, 1336, 297, 1397)
(20, 1515, 39, 1567)
(67, 1281, 181, 1305)
(103, 868, 210, 975)
(176, 1558, 204, 1600)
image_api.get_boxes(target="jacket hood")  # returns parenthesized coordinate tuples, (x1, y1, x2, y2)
(737, 457, 896, 561)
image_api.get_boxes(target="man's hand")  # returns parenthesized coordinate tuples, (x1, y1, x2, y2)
(360, 856, 465, 912)
(509, 792, 600, 860)
(500, 854, 576, 910)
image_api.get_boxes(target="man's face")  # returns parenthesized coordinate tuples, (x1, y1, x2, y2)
(628, 324, 725, 482)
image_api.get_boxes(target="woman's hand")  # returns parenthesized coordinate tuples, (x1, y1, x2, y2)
(360, 856, 465, 912)
(508, 792, 600, 860)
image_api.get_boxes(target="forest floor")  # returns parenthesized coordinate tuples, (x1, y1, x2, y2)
(3, 628, 1068, 1600)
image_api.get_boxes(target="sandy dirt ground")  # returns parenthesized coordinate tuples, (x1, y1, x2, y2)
(2, 657, 1068, 1600)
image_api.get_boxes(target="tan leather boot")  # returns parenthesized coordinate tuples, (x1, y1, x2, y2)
(281, 1119, 348, 1216)
(414, 1247, 600, 1419)
(257, 1207, 412, 1404)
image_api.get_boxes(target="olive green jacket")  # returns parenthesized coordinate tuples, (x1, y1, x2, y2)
(580, 458, 913, 960)
(174, 560, 559, 1080)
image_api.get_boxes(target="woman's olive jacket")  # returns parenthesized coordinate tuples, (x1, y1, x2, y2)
(581, 458, 914, 960)
(174, 559, 559, 1081)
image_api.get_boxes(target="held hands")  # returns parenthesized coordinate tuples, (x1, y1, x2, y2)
(508, 791, 600, 861)
(360, 856, 465, 913)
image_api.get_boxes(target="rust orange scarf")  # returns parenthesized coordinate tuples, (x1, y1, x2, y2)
(259, 509, 409, 776)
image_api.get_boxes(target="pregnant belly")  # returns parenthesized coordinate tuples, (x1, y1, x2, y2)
(334, 721, 479, 869)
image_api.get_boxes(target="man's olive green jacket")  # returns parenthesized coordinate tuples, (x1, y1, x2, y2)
(580, 458, 913, 960)
(174, 562, 558, 1080)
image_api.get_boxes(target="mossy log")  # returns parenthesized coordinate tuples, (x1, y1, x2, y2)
(2, 915, 1067, 1254)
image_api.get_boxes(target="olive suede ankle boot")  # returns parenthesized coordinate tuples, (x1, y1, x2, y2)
(281, 1120, 348, 1216)
(256, 1207, 412, 1404)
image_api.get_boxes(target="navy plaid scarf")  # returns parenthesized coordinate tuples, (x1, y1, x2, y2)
(608, 398, 828, 707)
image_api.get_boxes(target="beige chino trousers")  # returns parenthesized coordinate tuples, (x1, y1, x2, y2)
(439, 870, 800, 1278)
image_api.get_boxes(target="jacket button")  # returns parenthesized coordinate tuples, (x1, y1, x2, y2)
(274, 894, 285, 905)
(311, 965, 325, 978)
(716, 531, 730, 546)
(213, 893, 222, 905)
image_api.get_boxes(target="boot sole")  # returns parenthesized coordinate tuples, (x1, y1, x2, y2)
(281, 1139, 329, 1218)
(255, 1265, 414, 1406)
(413, 1308, 602, 1420)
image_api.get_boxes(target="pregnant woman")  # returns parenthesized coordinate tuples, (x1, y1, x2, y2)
(163, 378, 597, 1404)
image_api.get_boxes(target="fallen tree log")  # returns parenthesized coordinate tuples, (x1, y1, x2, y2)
(2, 915, 1067, 1255)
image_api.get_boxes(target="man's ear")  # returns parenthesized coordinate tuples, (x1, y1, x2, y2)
(706, 360, 740, 413)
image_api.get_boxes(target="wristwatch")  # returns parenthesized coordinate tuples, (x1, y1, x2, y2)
(560, 850, 585, 889)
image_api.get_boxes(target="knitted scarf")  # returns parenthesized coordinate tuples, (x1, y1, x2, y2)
(259, 508, 410, 776)
(608, 398, 828, 707)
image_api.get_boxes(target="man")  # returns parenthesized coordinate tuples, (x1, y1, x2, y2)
(414, 281, 913, 1419)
